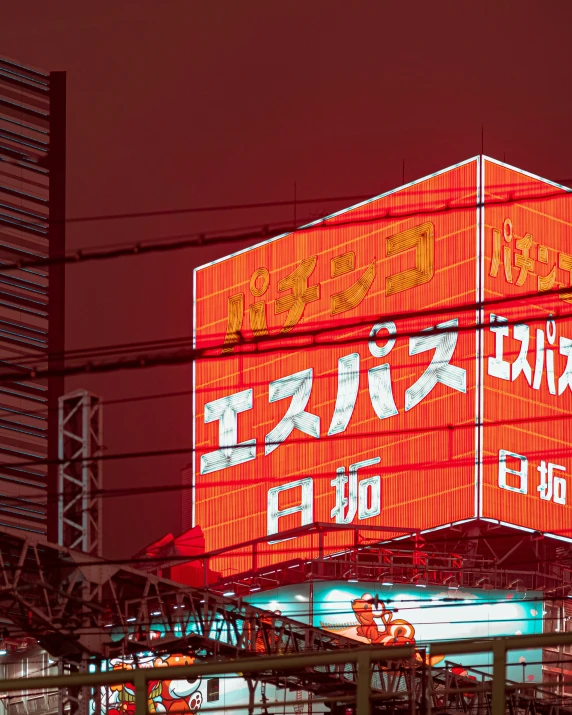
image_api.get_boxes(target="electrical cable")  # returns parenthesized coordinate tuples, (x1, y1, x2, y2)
(1, 286, 572, 385)
(0, 598, 562, 631)
(0, 304, 559, 424)
(26, 176, 572, 226)
(2, 184, 572, 275)
(0, 192, 571, 608)
(1, 186, 572, 378)
(2, 275, 569, 372)
(0, 608, 563, 645)
(1, 421, 572, 507)
(59, 193, 376, 224)
(0, 525, 570, 573)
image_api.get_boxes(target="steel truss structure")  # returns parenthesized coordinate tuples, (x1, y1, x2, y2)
(0, 528, 355, 662)
(140, 522, 572, 596)
(209, 543, 572, 596)
(2, 634, 572, 715)
(2, 525, 572, 715)
(58, 390, 103, 556)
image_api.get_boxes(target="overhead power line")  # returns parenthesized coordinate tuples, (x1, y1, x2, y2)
(7, 256, 572, 371)
(1, 334, 196, 369)
(60, 194, 373, 223)
(0, 287, 570, 385)
(0, 527, 568, 588)
(2, 185, 572, 275)
(0, 387, 196, 421)
(1, 425, 572, 509)
(33, 176, 572, 225)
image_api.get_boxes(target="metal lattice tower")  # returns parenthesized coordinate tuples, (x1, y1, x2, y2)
(57, 389, 103, 556)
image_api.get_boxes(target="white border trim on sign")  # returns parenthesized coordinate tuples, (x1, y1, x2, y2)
(483, 156, 572, 194)
(475, 155, 483, 520)
(478, 157, 572, 543)
(190, 155, 480, 540)
(192, 156, 481, 275)
(192, 266, 197, 528)
(420, 518, 481, 536)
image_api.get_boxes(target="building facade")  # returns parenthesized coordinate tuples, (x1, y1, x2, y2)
(0, 56, 65, 537)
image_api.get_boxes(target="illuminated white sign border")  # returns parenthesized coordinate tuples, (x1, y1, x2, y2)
(191, 156, 572, 546)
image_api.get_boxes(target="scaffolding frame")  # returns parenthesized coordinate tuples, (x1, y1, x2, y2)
(57, 389, 103, 556)
(2, 633, 572, 715)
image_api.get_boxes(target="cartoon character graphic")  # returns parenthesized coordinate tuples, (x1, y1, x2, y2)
(319, 592, 445, 666)
(149, 653, 203, 714)
(106, 661, 137, 715)
(351, 593, 416, 646)
(99, 653, 202, 715)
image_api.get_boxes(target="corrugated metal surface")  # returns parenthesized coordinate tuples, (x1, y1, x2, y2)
(193, 159, 480, 574)
(0, 57, 65, 535)
(481, 157, 572, 538)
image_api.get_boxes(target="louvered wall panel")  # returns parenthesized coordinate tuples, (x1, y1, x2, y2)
(0, 57, 65, 537)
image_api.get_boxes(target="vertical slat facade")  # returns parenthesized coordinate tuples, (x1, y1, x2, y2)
(0, 57, 65, 536)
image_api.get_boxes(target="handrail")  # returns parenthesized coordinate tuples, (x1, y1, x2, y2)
(1, 632, 572, 715)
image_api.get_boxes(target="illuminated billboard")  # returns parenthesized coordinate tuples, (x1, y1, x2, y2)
(193, 156, 572, 571)
(246, 582, 544, 683)
(90, 585, 544, 715)
(481, 159, 572, 536)
(90, 653, 315, 715)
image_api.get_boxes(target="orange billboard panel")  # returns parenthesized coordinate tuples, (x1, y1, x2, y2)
(193, 159, 480, 574)
(481, 158, 572, 539)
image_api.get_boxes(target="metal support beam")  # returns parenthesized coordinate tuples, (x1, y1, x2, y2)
(2, 634, 572, 713)
(0, 528, 359, 661)
(47, 69, 67, 544)
(356, 652, 371, 715)
(57, 659, 89, 715)
(58, 389, 103, 556)
(492, 641, 507, 715)
(133, 670, 147, 715)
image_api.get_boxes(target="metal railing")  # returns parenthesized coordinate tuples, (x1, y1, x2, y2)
(211, 554, 565, 594)
(158, 523, 572, 595)
(2, 633, 572, 715)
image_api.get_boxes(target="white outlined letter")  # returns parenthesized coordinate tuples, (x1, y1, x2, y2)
(498, 450, 528, 494)
(328, 353, 360, 436)
(368, 322, 398, 420)
(265, 369, 320, 455)
(201, 389, 256, 474)
(405, 318, 466, 411)
(488, 314, 510, 381)
(268, 478, 313, 535)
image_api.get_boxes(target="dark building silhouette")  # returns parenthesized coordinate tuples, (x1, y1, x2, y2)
(0, 56, 65, 537)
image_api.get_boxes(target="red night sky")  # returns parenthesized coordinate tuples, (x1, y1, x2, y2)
(1, 1, 571, 557)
